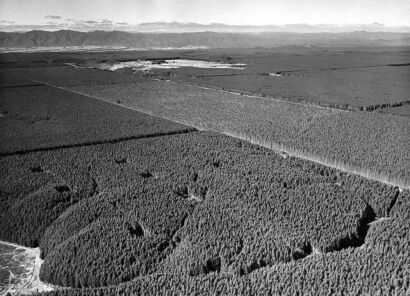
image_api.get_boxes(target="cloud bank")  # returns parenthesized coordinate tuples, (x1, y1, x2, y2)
(45, 15, 62, 20)
(0, 19, 409, 33)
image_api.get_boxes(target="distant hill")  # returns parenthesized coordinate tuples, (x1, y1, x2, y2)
(1, 30, 410, 49)
(135, 22, 410, 34)
(2, 21, 410, 33)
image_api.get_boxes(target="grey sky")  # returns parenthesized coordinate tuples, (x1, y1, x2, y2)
(1, 0, 409, 28)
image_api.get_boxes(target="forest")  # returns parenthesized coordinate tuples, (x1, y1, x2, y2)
(0, 47, 409, 295)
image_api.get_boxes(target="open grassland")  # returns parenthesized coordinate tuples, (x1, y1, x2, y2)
(1, 132, 408, 295)
(0, 85, 192, 154)
(65, 79, 410, 189)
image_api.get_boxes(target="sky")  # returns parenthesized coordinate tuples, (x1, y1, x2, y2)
(1, 0, 410, 31)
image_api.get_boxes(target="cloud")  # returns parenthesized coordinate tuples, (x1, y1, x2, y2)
(1, 22, 410, 33)
(0, 24, 68, 32)
(45, 15, 62, 20)
(70, 19, 121, 29)
(84, 20, 98, 24)
(0, 17, 138, 32)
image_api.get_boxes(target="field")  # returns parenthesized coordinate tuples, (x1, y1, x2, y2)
(0, 47, 409, 295)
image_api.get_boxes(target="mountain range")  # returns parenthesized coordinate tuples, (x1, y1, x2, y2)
(1, 21, 410, 33)
(1, 30, 410, 49)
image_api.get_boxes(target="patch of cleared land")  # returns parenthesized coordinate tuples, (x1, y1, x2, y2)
(0, 241, 55, 295)
(95, 59, 246, 71)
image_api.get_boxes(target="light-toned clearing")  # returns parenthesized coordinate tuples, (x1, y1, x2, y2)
(95, 59, 246, 71)
(139, 221, 153, 237)
(368, 217, 391, 225)
(188, 193, 203, 202)
(0, 241, 56, 295)
(359, 217, 392, 250)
